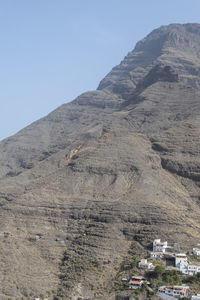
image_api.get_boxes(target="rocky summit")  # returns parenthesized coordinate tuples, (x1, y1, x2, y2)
(1, 23, 200, 299)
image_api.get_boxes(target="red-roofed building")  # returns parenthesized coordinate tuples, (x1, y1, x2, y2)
(128, 276, 147, 289)
(158, 285, 189, 297)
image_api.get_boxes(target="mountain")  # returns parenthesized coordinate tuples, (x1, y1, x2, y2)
(1, 23, 200, 299)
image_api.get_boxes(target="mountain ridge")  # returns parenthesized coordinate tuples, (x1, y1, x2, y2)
(98, 23, 200, 96)
(0, 23, 200, 299)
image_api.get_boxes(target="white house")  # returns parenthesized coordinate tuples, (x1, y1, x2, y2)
(175, 253, 200, 275)
(138, 259, 154, 270)
(158, 285, 189, 298)
(153, 239, 168, 253)
(192, 294, 200, 300)
(187, 264, 200, 275)
(193, 248, 200, 256)
(150, 252, 164, 259)
(175, 253, 188, 274)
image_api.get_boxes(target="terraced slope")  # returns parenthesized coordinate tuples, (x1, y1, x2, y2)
(1, 24, 200, 299)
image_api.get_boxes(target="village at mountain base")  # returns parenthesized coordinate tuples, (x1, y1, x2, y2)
(121, 239, 200, 299)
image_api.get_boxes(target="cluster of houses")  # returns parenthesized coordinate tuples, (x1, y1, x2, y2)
(125, 238, 200, 298)
(175, 253, 200, 275)
(142, 239, 200, 276)
(150, 239, 200, 275)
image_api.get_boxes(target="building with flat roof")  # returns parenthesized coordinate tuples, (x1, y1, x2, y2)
(158, 285, 189, 298)
(138, 259, 155, 270)
(192, 294, 200, 300)
(193, 248, 200, 256)
(175, 253, 188, 274)
(153, 239, 168, 253)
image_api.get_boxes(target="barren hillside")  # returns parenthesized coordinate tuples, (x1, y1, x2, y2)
(1, 23, 200, 299)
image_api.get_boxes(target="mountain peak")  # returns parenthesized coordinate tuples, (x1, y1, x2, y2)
(135, 23, 200, 51)
(98, 23, 200, 98)
(1, 23, 200, 299)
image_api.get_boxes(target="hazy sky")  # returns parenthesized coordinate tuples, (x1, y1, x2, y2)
(0, 0, 200, 141)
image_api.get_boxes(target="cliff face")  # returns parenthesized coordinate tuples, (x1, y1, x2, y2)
(1, 23, 200, 299)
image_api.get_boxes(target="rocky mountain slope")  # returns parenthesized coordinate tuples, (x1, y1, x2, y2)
(1, 23, 200, 299)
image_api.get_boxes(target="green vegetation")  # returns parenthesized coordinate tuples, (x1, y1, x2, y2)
(188, 254, 200, 263)
(4, 232, 9, 238)
(115, 241, 147, 276)
(145, 266, 181, 287)
(150, 258, 164, 267)
(147, 289, 156, 297)
(46, 290, 51, 296)
(162, 270, 181, 284)
(182, 273, 200, 294)
(183, 273, 200, 284)
(145, 266, 200, 294)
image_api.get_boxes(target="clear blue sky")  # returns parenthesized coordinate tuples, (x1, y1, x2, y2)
(0, 0, 200, 140)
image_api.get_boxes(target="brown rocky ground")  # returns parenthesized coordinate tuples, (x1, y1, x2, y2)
(1, 24, 200, 299)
